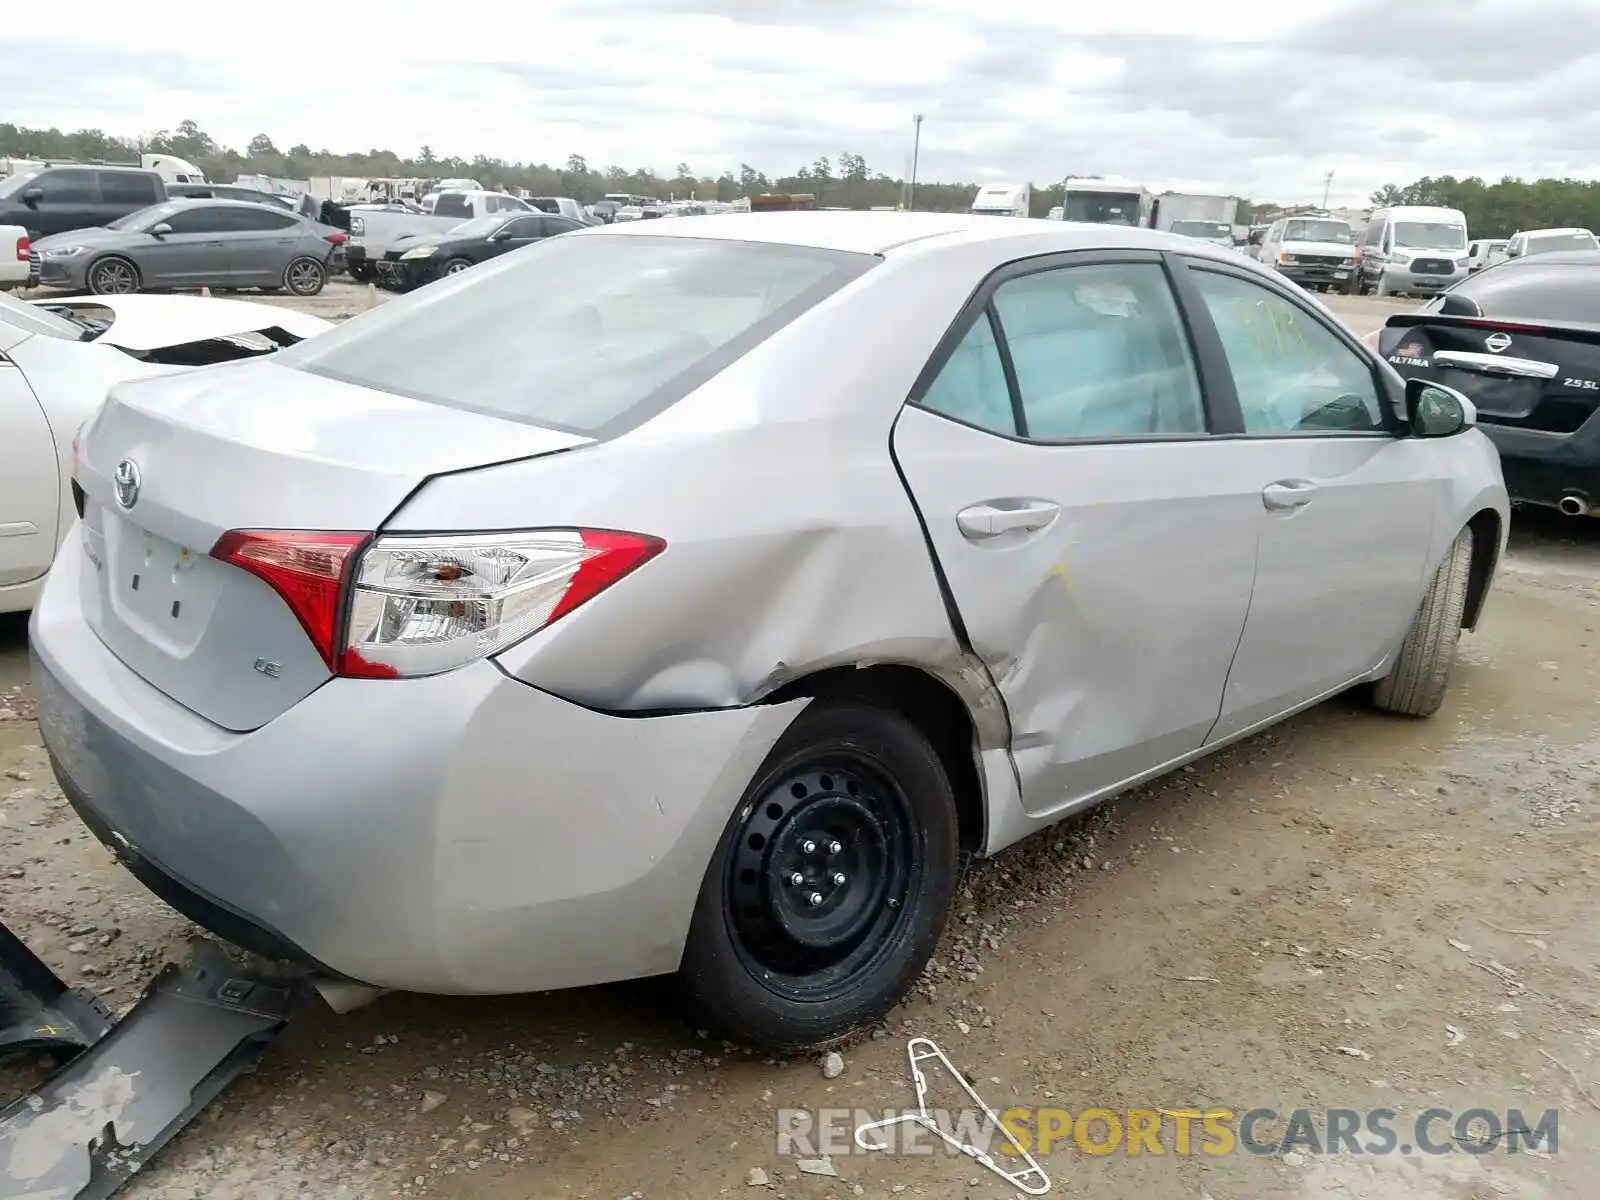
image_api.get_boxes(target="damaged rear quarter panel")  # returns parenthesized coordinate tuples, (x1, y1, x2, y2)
(383, 243, 1015, 749)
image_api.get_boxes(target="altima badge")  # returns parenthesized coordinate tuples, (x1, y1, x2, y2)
(1484, 332, 1512, 353)
(112, 459, 141, 509)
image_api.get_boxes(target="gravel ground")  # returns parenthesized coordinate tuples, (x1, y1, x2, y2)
(4, 293, 1599, 1199)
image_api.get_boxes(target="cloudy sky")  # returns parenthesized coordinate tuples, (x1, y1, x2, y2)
(4, 0, 1597, 205)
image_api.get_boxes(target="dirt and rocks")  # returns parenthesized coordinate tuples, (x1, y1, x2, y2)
(4, 295, 1599, 1200)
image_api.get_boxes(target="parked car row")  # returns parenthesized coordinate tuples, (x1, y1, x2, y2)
(11, 212, 1507, 1056)
(1, 164, 350, 296)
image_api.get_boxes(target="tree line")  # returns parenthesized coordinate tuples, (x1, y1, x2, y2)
(1369, 176, 1600, 239)
(5, 120, 1598, 233)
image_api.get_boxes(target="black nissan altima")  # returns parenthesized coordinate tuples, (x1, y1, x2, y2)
(375, 211, 584, 291)
(1375, 250, 1600, 518)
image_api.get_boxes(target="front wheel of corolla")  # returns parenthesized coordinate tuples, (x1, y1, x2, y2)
(677, 700, 960, 1053)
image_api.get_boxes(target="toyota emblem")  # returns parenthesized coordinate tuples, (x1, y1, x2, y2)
(1484, 332, 1512, 353)
(112, 458, 141, 509)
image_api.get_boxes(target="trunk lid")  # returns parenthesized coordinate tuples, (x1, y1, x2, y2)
(1379, 314, 1600, 432)
(73, 359, 592, 731)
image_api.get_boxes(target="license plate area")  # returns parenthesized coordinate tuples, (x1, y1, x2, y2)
(104, 513, 220, 649)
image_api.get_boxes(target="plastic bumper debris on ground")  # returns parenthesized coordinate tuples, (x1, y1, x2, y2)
(1, 922, 308, 1199)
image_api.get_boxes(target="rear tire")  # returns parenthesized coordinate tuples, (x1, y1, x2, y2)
(283, 256, 326, 297)
(677, 701, 960, 1052)
(87, 256, 140, 295)
(1371, 526, 1474, 718)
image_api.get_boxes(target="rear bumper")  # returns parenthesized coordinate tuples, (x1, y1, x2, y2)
(1481, 417, 1600, 512)
(29, 529, 804, 994)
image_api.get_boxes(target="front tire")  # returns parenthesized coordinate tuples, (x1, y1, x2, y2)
(87, 256, 140, 295)
(283, 256, 326, 297)
(677, 701, 960, 1052)
(1371, 526, 1474, 717)
(442, 257, 473, 276)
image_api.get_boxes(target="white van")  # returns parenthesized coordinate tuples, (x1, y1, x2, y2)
(1353, 205, 1470, 297)
(1255, 214, 1359, 292)
(970, 183, 1031, 218)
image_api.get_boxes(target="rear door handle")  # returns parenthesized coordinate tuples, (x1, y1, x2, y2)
(1262, 480, 1318, 511)
(956, 500, 1060, 539)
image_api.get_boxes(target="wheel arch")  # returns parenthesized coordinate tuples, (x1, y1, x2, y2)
(1461, 507, 1502, 631)
(763, 663, 987, 858)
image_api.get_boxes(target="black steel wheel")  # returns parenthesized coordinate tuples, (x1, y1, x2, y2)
(87, 256, 140, 295)
(679, 700, 960, 1051)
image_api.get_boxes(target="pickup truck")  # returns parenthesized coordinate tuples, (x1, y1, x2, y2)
(1, 224, 36, 289)
(346, 190, 534, 275)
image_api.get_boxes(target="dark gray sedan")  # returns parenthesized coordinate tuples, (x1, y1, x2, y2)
(32, 198, 344, 296)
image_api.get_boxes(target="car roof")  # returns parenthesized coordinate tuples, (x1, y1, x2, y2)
(160, 197, 304, 214)
(589, 210, 1230, 258)
(1499, 250, 1600, 267)
(1518, 227, 1594, 237)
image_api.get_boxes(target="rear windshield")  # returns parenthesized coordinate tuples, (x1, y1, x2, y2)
(1170, 220, 1232, 239)
(1434, 260, 1600, 323)
(1524, 232, 1599, 256)
(432, 192, 473, 219)
(281, 233, 875, 436)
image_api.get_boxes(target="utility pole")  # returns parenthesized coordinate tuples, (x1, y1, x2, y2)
(1322, 169, 1334, 210)
(908, 113, 924, 210)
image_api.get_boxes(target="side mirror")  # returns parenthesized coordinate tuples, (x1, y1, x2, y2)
(21, 186, 43, 207)
(148, 222, 173, 237)
(490, 227, 514, 240)
(1406, 379, 1475, 437)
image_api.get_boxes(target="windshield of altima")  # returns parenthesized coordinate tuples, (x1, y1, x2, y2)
(1063, 193, 1143, 226)
(1170, 220, 1232, 239)
(1395, 221, 1467, 251)
(281, 234, 876, 435)
(1284, 219, 1355, 244)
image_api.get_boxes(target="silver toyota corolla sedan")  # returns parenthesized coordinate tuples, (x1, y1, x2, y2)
(31, 212, 1508, 1051)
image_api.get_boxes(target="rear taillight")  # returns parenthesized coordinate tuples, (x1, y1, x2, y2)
(212, 531, 368, 668)
(14, 236, 27, 263)
(325, 232, 348, 245)
(211, 528, 663, 680)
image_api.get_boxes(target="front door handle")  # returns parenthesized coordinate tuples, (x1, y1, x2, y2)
(1262, 480, 1318, 511)
(956, 500, 1060, 539)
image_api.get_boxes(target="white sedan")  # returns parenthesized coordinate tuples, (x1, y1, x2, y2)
(1, 292, 332, 614)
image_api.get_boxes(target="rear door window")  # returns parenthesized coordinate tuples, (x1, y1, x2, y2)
(992, 262, 1206, 439)
(99, 171, 161, 207)
(221, 206, 300, 232)
(281, 234, 876, 436)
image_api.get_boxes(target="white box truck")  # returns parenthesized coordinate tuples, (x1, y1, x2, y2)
(970, 182, 1031, 218)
